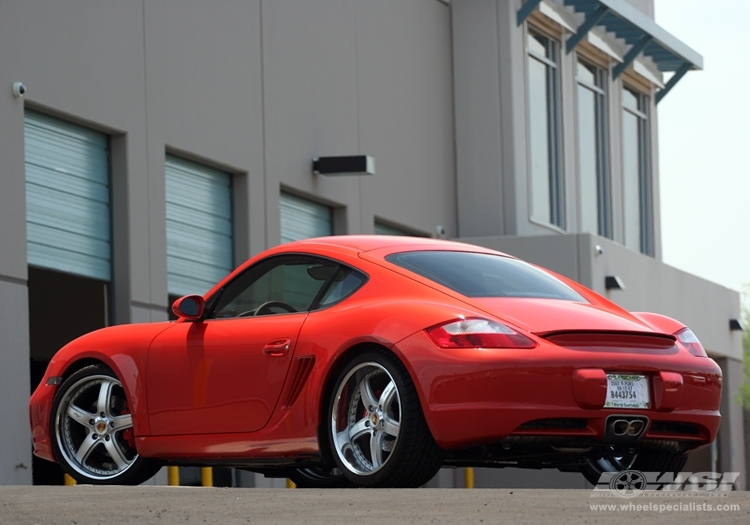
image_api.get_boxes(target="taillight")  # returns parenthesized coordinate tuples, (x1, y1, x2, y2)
(675, 327, 707, 357)
(425, 319, 536, 349)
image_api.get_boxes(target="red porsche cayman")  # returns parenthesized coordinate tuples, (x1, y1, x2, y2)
(30, 236, 721, 488)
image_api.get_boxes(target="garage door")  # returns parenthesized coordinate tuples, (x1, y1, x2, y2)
(166, 155, 233, 297)
(25, 111, 111, 281)
(280, 192, 332, 243)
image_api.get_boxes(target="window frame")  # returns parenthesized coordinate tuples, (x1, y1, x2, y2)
(526, 27, 565, 229)
(621, 85, 653, 255)
(205, 254, 369, 319)
(575, 58, 611, 238)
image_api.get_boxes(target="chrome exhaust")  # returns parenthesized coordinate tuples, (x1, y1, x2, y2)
(604, 415, 648, 443)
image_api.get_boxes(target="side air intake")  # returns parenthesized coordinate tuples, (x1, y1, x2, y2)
(282, 356, 316, 409)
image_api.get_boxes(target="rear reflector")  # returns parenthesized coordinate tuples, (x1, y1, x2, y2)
(426, 319, 536, 349)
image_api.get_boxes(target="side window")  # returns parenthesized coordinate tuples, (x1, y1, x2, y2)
(319, 271, 367, 306)
(208, 255, 366, 318)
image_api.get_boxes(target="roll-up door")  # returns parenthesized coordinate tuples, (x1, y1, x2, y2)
(166, 155, 233, 297)
(280, 192, 332, 243)
(25, 111, 111, 281)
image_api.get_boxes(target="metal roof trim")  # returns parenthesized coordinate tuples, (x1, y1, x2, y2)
(562, 0, 703, 71)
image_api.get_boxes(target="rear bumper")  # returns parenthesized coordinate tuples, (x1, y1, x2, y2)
(396, 331, 722, 450)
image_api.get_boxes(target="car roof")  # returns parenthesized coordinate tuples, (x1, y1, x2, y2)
(281, 235, 507, 255)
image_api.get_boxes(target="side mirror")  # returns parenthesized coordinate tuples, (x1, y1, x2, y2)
(171, 295, 205, 321)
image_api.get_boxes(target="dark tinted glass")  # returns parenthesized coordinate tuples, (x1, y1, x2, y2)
(386, 251, 585, 301)
(207, 255, 367, 318)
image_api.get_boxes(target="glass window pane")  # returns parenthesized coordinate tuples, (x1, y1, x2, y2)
(622, 88, 639, 112)
(528, 33, 546, 56)
(622, 111, 641, 251)
(211, 256, 332, 317)
(576, 62, 596, 86)
(528, 56, 552, 224)
(386, 251, 585, 301)
(577, 85, 599, 234)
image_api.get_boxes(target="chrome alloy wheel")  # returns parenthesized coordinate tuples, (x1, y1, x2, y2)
(331, 362, 401, 476)
(54, 374, 138, 481)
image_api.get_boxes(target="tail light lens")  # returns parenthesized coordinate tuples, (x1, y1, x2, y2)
(675, 327, 707, 357)
(426, 319, 536, 349)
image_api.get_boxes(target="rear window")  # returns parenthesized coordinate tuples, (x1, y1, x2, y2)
(385, 251, 585, 301)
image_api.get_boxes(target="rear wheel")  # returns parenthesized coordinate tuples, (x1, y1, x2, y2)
(50, 365, 161, 485)
(326, 348, 443, 487)
(580, 448, 687, 486)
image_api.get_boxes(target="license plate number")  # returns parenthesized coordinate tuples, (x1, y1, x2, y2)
(604, 374, 650, 409)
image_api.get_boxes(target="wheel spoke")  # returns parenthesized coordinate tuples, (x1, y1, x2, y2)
(336, 429, 352, 451)
(103, 438, 129, 471)
(381, 416, 400, 438)
(359, 376, 379, 411)
(75, 433, 99, 464)
(370, 432, 387, 468)
(379, 380, 397, 410)
(67, 405, 95, 429)
(96, 379, 115, 416)
(111, 413, 133, 431)
(349, 418, 370, 442)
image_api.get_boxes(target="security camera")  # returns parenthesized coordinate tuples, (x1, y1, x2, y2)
(12, 82, 26, 98)
(435, 225, 446, 239)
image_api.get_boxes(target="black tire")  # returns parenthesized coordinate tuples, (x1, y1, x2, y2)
(288, 466, 355, 488)
(326, 347, 443, 487)
(50, 364, 161, 485)
(580, 448, 687, 486)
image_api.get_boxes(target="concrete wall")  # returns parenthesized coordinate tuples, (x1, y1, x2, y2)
(0, 0, 454, 485)
(0, 0, 741, 489)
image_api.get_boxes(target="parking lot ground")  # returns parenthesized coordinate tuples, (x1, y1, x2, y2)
(1, 486, 749, 525)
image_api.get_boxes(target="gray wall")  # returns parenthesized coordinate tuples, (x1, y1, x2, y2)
(0, 0, 454, 485)
(0, 0, 742, 489)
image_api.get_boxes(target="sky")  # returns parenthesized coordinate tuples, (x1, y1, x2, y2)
(654, 0, 750, 303)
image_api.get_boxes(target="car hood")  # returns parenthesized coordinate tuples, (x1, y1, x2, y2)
(469, 297, 657, 335)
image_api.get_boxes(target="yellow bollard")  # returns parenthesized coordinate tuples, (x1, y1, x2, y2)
(63, 473, 77, 486)
(201, 467, 213, 487)
(464, 467, 474, 489)
(286, 478, 296, 489)
(168, 466, 180, 486)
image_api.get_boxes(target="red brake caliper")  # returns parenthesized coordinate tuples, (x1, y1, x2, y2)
(121, 407, 135, 449)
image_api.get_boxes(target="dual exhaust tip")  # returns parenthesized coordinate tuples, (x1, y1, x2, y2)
(604, 415, 648, 443)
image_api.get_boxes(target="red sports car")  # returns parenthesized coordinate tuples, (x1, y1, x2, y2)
(29, 236, 722, 488)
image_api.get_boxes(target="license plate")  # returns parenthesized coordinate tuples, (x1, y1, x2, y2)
(604, 374, 650, 409)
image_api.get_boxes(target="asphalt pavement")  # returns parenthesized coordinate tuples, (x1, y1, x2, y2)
(1, 486, 749, 525)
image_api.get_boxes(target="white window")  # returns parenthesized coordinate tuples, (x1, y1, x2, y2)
(527, 29, 564, 228)
(622, 87, 652, 255)
(576, 60, 610, 237)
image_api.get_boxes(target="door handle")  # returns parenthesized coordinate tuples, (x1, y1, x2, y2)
(263, 338, 292, 357)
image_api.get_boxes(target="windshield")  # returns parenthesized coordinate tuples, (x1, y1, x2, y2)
(385, 251, 585, 301)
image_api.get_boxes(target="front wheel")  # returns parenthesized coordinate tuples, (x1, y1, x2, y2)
(326, 348, 443, 487)
(288, 466, 354, 488)
(50, 364, 161, 485)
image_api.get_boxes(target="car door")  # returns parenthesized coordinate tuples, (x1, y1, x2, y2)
(146, 255, 340, 436)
